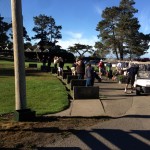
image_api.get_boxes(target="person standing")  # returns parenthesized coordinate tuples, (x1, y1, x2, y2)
(47, 56, 51, 72)
(106, 61, 113, 79)
(71, 62, 77, 75)
(41, 55, 47, 71)
(58, 57, 64, 76)
(85, 63, 94, 86)
(76, 58, 85, 79)
(116, 61, 123, 74)
(98, 59, 104, 78)
(42, 55, 47, 66)
(53, 56, 59, 69)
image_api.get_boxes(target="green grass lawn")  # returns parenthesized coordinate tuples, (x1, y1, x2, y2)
(0, 60, 69, 115)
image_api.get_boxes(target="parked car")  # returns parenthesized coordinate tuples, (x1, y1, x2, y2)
(134, 62, 150, 95)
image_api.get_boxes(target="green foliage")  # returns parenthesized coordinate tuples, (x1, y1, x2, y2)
(0, 60, 69, 115)
(117, 74, 124, 81)
(9, 26, 31, 43)
(0, 16, 11, 48)
(68, 43, 94, 57)
(94, 41, 110, 58)
(32, 14, 62, 50)
(96, 0, 150, 60)
(117, 74, 126, 83)
(96, 6, 120, 59)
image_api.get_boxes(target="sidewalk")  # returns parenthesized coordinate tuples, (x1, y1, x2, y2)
(47, 78, 136, 118)
(97, 79, 134, 117)
(46, 78, 150, 149)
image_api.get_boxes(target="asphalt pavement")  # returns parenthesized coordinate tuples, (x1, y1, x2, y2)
(46, 78, 150, 149)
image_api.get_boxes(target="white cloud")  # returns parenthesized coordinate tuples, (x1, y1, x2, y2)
(138, 12, 150, 34)
(57, 30, 98, 49)
(57, 36, 98, 50)
(65, 31, 83, 39)
(95, 5, 103, 16)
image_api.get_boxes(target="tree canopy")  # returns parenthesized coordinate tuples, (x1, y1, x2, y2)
(96, 0, 150, 60)
(0, 16, 11, 49)
(0, 15, 31, 50)
(68, 43, 94, 57)
(32, 14, 62, 51)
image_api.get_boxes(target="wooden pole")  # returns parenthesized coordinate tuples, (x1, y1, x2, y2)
(11, 0, 35, 121)
(11, 0, 26, 110)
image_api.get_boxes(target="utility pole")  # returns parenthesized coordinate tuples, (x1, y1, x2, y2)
(11, 0, 35, 121)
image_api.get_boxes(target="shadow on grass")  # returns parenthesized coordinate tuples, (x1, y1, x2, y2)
(0, 68, 46, 77)
(0, 68, 14, 76)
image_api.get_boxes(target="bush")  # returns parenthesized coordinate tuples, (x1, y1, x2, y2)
(117, 75, 126, 83)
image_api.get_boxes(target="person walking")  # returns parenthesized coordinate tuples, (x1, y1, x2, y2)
(124, 64, 139, 93)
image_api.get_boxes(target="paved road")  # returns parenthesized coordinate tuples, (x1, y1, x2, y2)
(45, 79, 150, 149)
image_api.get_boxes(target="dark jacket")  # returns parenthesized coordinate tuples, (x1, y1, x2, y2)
(85, 66, 94, 78)
(76, 61, 85, 74)
(127, 66, 138, 77)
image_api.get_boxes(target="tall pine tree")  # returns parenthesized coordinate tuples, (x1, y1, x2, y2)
(96, 0, 150, 60)
(96, 6, 120, 59)
(32, 14, 62, 50)
(0, 15, 11, 49)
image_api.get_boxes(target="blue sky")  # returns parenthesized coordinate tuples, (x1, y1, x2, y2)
(0, 0, 150, 57)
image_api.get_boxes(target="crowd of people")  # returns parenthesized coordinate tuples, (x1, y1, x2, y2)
(70, 58, 101, 86)
(41, 55, 64, 74)
(53, 56, 64, 75)
(97, 60, 139, 93)
(41, 55, 140, 93)
(82, 59, 139, 93)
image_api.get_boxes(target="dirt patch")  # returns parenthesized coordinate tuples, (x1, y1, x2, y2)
(0, 113, 109, 149)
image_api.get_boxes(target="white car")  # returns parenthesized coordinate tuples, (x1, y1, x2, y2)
(134, 63, 150, 95)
